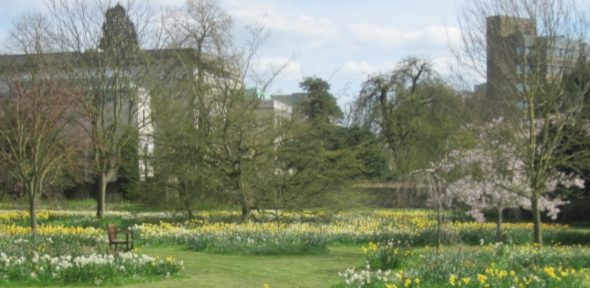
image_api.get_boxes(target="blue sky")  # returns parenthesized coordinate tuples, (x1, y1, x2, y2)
(0, 0, 465, 108)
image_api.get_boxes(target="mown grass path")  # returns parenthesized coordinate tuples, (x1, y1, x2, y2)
(125, 246, 363, 288)
(11, 245, 364, 288)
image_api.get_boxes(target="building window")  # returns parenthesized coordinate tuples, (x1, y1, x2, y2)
(525, 47, 536, 56)
(516, 83, 530, 93)
(517, 65, 535, 74)
(550, 66, 562, 75)
(526, 65, 535, 73)
(516, 100, 530, 110)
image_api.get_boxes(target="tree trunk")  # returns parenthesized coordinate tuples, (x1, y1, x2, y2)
(495, 207, 503, 243)
(185, 186, 193, 220)
(29, 190, 37, 240)
(531, 196, 542, 248)
(436, 194, 442, 254)
(241, 202, 250, 223)
(96, 172, 107, 218)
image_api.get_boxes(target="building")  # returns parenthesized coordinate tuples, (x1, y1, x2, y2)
(0, 50, 295, 197)
(270, 92, 308, 110)
(484, 15, 588, 118)
(245, 88, 293, 120)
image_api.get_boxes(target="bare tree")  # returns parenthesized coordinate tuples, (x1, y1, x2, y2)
(39, 0, 161, 218)
(0, 18, 81, 234)
(452, 0, 590, 246)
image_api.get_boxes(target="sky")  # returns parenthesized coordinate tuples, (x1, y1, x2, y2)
(0, 0, 466, 109)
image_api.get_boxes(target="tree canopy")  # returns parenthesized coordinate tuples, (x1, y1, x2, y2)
(298, 77, 342, 123)
(350, 56, 471, 175)
(98, 3, 139, 59)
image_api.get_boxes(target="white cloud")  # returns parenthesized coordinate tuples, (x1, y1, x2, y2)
(348, 23, 461, 49)
(348, 23, 409, 47)
(432, 56, 454, 76)
(222, 0, 339, 46)
(341, 60, 404, 76)
(250, 57, 303, 82)
(341, 61, 377, 76)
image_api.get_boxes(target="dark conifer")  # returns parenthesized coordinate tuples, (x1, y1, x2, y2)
(98, 3, 139, 60)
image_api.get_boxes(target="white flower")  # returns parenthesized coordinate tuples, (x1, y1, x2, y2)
(30, 272, 37, 278)
(120, 266, 125, 271)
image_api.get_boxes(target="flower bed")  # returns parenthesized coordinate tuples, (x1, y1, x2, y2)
(0, 250, 183, 286)
(336, 243, 590, 287)
(2, 209, 588, 254)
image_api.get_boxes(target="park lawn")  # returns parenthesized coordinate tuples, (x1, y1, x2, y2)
(11, 245, 364, 288)
(127, 246, 364, 288)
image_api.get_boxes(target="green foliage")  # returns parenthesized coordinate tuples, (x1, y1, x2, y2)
(267, 121, 365, 211)
(0, 234, 107, 257)
(350, 56, 472, 174)
(186, 231, 329, 255)
(363, 240, 413, 270)
(0, 235, 183, 286)
(338, 244, 590, 288)
(299, 76, 343, 123)
(118, 132, 140, 199)
(247, 78, 369, 213)
(327, 126, 392, 180)
(98, 3, 139, 59)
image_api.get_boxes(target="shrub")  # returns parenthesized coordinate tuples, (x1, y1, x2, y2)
(363, 240, 412, 270)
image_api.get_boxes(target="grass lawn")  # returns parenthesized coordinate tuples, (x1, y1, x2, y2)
(13, 246, 364, 288)
(131, 246, 364, 288)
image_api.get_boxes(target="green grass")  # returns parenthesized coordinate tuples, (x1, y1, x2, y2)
(0, 199, 133, 211)
(64, 199, 98, 210)
(133, 246, 364, 288)
(9, 245, 364, 288)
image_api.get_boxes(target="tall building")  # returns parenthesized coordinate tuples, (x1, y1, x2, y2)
(486, 15, 536, 115)
(485, 15, 587, 118)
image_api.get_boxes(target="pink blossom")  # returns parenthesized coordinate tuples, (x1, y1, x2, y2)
(434, 118, 583, 223)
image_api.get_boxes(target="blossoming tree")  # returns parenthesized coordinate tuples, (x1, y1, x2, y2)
(441, 119, 584, 242)
(452, 0, 590, 247)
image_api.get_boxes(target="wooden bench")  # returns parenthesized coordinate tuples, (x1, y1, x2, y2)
(107, 223, 134, 251)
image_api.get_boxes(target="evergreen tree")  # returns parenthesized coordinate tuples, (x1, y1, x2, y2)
(98, 3, 139, 59)
(299, 77, 343, 124)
